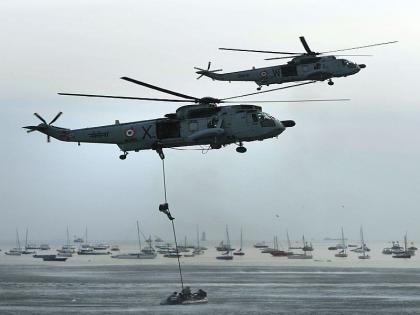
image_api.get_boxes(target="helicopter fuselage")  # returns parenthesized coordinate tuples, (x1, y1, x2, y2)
(32, 104, 294, 156)
(200, 56, 363, 87)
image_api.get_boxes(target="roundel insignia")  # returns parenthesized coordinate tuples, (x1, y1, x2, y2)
(260, 71, 267, 77)
(125, 128, 135, 137)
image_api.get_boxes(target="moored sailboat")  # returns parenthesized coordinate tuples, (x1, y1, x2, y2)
(358, 226, 370, 260)
(233, 227, 245, 256)
(216, 226, 233, 260)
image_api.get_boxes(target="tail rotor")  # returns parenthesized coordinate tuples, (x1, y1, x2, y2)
(194, 62, 223, 80)
(24, 112, 63, 142)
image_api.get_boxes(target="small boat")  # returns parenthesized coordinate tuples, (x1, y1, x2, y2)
(334, 227, 348, 258)
(215, 241, 234, 252)
(358, 226, 370, 260)
(5, 250, 22, 256)
(73, 237, 84, 243)
(42, 255, 67, 262)
(161, 287, 208, 305)
(164, 252, 182, 258)
(253, 241, 268, 248)
(40, 244, 51, 250)
(33, 254, 54, 259)
(392, 234, 411, 259)
(110, 245, 120, 251)
(93, 243, 110, 250)
(328, 246, 338, 250)
(301, 235, 313, 252)
(233, 227, 245, 256)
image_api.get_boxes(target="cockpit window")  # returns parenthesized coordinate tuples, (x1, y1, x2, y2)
(258, 112, 276, 127)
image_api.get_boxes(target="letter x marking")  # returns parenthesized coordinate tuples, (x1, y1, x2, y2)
(142, 125, 152, 139)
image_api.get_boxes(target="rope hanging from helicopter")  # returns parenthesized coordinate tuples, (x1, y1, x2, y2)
(158, 155, 185, 290)
(168, 145, 213, 154)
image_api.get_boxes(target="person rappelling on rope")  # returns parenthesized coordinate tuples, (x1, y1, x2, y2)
(159, 202, 174, 221)
(158, 155, 208, 305)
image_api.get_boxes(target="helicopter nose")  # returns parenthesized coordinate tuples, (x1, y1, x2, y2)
(358, 64, 366, 69)
(281, 120, 296, 128)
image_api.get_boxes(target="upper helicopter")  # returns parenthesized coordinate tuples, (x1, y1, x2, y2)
(195, 36, 397, 90)
(23, 77, 347, 160)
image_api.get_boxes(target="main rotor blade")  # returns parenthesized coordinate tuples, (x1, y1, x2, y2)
(264, 56, 297, 60)
(219, 47, 301, 55)
(121, 77, 198, 101)
(34, 113, 47, 124)
(333, 54, 373, 57)
(319, 41, 398, 54)
(300, 36, 314, 54)
(58, 93, 192, 102)
(225, 99, 350, 103)
(49, 111, 62, 125)
(221, 81, 317, 101)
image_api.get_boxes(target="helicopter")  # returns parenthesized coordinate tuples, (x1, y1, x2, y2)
(195, 36, 397, 90)
(24, 77, 347, 160)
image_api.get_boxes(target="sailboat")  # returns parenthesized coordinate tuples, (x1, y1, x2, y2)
(112, 221, 156, 259)
(358, 226, 370, 259)
(392, 233, 411, 258)
(193, 225, 204, 255)
(5, 229, 23, 256)
(216, 226, 233, 260)
(21, 228, 36, 254)
(288, 235, 313, 259)
(286, 230, 302, 250)
(334, 227, 348, 258)
(233, 227, 245, 256)
(57, 226, 74, 257)
(270, 236, 289, 257)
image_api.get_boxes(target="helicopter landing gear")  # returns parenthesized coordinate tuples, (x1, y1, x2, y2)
(210, 143, 222, 149)
(155, 147, 165, 160)
(119, 152, 128, 160)
(236, 142, 247, 153)
(328, 79, 334, 86)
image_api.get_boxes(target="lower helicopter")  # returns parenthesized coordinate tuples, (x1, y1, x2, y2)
(24, 77, 347, 160)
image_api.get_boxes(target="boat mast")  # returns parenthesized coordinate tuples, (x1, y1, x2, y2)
(240, 227, 243, 251)
(341, 227, 346, 254)
(25, 228, 28, 249)
(226, 225, 231, 252)
(196, 225, 200, 249)
(16, 229, 20, 250)
(67, 226, 70, 247)
(360, 226, 365, 257)
(286, 230, 291, 250)
(136, 220, 142, 253)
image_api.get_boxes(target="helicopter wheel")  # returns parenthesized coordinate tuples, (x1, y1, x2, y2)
(236, 143, 247, 153)
(328, 79, 334, 86)
(257, 86, 262, 91)
(119, 152, 127, 160)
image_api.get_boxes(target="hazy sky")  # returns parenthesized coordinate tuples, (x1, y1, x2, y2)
(1, 0, 420, 243)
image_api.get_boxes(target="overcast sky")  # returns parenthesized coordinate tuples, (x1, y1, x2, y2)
(1, 0, 419, 243)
